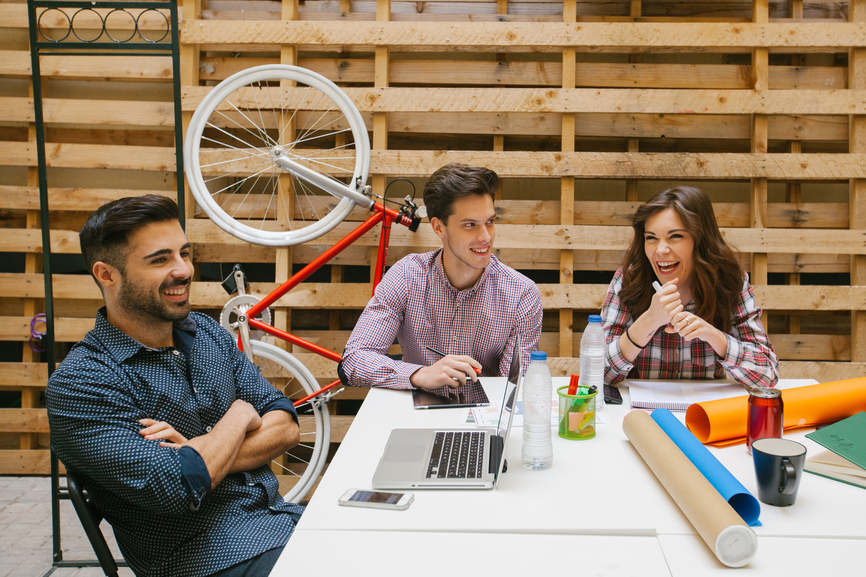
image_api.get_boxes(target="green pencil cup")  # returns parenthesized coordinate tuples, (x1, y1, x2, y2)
(557, 385, 597, 440)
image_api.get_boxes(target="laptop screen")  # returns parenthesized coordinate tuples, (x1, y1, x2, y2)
(492, 336, 523, 485)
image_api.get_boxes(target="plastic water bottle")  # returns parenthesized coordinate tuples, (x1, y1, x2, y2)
(580, 314, 606, 412)
(522, 350, 553, 470)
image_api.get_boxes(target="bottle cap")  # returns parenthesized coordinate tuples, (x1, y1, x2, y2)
(530, 350, 547, 361)
(588, 314, 602, 323)
(749, 387, 781, 399)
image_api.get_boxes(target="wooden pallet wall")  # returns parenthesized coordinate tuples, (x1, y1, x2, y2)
(1, 0, 865, 476)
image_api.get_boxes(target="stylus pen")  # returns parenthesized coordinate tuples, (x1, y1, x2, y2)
(425, 346, 482, 375)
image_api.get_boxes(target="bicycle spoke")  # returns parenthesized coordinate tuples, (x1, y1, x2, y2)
(211, 105, 276, 150)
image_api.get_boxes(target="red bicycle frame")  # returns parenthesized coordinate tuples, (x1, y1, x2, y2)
(238, 201, 416, 406)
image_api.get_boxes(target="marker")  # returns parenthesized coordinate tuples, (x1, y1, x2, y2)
(425, 346, 482, 375)
(567, 373, 579, 395)
(652, 280, 662, 292)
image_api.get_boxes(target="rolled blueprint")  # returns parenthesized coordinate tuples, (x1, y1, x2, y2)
(686, 377, 866, 446)
(623, 410, 758, 568)
(651, 409, 761, 526)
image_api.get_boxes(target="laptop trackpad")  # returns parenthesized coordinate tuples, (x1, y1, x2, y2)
(383, 444, 426, 462)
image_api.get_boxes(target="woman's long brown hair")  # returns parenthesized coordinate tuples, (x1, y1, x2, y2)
(618, 186, 744, 333)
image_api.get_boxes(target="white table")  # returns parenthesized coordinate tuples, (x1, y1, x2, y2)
(273, 378, 866, 575)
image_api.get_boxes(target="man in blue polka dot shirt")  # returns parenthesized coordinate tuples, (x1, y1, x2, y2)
(47, 195, 304, 577)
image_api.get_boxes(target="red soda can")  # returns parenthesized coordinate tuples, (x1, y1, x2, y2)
(747, 387, 783, 454)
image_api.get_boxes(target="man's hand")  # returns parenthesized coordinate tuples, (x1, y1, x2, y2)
(138, 419, 188, 449)
(230, 399, 263, 433)
(410, 355, 481, 391)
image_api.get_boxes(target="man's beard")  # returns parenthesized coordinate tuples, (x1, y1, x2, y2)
(117, 278, 191, 323)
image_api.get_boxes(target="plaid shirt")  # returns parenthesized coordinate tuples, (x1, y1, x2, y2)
(602, 267, 779, 389)
(341, 249, 542, 399)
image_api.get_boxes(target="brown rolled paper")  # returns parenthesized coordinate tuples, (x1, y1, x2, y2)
(686, 377, 866, 446)
(623, 410, 758, 568)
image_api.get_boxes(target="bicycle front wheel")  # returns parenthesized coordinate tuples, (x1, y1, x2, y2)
(248, 340, 330, 503)
(185, 64, 371, 246)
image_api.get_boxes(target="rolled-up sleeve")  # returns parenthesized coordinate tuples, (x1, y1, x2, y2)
(341, 261, 421, 389)
(601, 270, 635, 386)
(718, 277, 780, 388)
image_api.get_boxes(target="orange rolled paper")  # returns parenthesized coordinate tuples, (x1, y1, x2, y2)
(686, 377, 866, 446)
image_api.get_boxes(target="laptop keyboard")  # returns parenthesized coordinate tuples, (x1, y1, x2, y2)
(426, 431, 485, 479)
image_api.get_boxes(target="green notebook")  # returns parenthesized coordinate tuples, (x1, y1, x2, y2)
(804, 412, 866, 490)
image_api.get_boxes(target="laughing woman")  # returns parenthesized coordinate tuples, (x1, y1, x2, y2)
(601, 186, 779, 389)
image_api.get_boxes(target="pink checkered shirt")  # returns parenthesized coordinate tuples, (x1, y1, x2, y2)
(602, 267, 779, 389)
(341, 249, 543, 391)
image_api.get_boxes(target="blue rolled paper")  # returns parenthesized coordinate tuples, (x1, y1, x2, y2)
(651, 408, 761, 527)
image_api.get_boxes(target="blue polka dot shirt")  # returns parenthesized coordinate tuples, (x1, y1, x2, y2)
(47, 309, 305, 577)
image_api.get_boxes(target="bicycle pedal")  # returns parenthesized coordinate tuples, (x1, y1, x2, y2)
(222, 264, 249, 295)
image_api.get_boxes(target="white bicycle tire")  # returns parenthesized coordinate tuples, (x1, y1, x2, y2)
(248, 339, 330, 503)
(184, 64, 370, 246)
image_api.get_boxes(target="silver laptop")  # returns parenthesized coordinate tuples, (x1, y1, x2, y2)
(372, 338, 523, 490)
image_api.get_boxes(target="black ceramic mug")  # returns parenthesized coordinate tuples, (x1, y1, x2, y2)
(752, 438, 807, 507)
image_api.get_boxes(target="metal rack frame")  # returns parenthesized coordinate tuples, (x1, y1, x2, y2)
(26, 1, 184, 572)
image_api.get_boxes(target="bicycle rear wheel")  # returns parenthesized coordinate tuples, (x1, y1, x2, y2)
(248, 340, 330, 503)
(185, 64, 370, 246)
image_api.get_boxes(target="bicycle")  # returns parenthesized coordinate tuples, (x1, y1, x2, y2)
(184, 64, 425, 503)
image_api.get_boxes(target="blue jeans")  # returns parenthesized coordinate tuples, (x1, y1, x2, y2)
(207, 546, 284, 577)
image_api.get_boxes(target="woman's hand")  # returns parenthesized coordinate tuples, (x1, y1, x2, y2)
(646, 279, 683, 330)
(139, 418, 189, 449)
(666, 311, 729, 357)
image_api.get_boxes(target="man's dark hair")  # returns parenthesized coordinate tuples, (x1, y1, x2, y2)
(422, 163, 498, 223)
(79, 195, 180, 284)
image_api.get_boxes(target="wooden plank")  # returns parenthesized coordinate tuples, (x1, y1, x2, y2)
(779, 361, 866, 382)
(0, 51, 173, 80)
(205, 57, 842, 89)
(378, 150, 866, 179)
(183, 85, 866, 115)
(188, 147, 866, 180)
(0, 410, 49, 434)
(0, 97, 176, 126)
(187, 220, 866, 255)
(770, 334, 850, 361)
(0, 141, 175, 171)
(9, 277, 858, 315)
(0, 363, 47, 389)
(2, 317, 95, 343)
(179, 21, 866, 51)
(0, 50, 30, 77)
(0, 274, 100, 300)
(13, 138, 866, 180)
(0, 230, 80, 254)
(0, 186, 176, 211)
(0, 450, 58, 476)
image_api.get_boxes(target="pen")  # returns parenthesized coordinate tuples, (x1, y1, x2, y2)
(652, 280, 662, 292)
(425, 346, 482, 375)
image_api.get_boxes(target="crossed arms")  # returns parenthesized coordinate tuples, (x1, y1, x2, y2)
(140, 401, 298, 490)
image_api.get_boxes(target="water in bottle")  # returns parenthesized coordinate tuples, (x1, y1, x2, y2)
(522, 350, 553, 470)
(580, 314, 606, 412)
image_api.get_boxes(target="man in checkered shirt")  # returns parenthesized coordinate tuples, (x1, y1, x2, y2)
(340, 163, 543, 399)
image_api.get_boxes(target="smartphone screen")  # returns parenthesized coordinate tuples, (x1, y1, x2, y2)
(347, 490, 403, 504)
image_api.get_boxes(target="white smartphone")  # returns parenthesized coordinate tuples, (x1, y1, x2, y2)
(338, 489, 414, 511)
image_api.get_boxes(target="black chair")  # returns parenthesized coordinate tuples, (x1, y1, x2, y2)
(66, 471, 121, 577)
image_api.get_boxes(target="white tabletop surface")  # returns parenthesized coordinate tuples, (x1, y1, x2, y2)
(296, 378, 656, 536)
(275, 377, 866, 574)
(273, 531, 671, 576)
